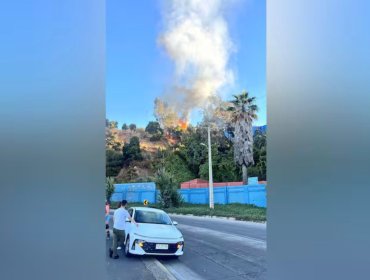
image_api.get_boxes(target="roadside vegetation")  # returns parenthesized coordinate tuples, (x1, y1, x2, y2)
(162, 203, 266, 222)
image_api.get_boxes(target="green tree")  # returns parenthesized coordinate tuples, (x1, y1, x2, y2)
(145, 121, 163, 141)
(176, 127, 207, 176)
(159, 125, 241, 184)
(105, 177, 115, 202)
(145, 121, 162, 134)
(248, 130, 266, 180)
(109, 121, 118, 129)
(105, 129, 114, 148)
(199, 143, 241, 182)
(226, 91, 258, 184)
(155, 168, 183, 208)
(163, 153, 195, 186)
(122, 136, 143, 165)
(129, 123, 137, 131)
(149, 134, 163, 142)
(122, 123, 128, 130)
(106, 149, 123, 177)
(106, 129, 121, 151)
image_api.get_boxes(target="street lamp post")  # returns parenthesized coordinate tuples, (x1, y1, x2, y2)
(207, 126, 214, 209)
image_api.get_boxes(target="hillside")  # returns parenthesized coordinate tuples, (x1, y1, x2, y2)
(106, 123, 267, 185)
(106, 126, 174, 182)
(111, 128, 170, 154)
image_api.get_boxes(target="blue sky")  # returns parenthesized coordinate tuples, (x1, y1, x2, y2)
(107, 0, 266, 128)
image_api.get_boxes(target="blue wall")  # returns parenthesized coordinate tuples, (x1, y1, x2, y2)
(179, 184, 266, 207)
(111, 182, 266, 208)
(111, 182, 157, 204)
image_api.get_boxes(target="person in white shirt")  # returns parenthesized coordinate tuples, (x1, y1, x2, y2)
(109, 200, 137, 259)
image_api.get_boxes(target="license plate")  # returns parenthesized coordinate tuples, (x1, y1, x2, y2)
(155, 244, 168, 250)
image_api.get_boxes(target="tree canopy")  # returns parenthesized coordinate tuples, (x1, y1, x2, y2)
(145, 121, 162, 134)
(122, 136, 143, 165)
(109, 121, 118, 129)
(106, 149, 123, 177)
(129, 123, 137, 131)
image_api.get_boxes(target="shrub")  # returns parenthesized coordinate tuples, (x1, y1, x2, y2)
(105, 177, 115, 203)
(163, 153, 194, 186)
(145, 121, 163, 135)
(149, 133, 162, 142)
(154, 168, 183, 208)
(122, 136, 143, 165)
(129, 123, 136, 131)
(106, 149, 123, 177)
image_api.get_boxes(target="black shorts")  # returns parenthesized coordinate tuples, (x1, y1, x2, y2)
(105, 224, 109, 230)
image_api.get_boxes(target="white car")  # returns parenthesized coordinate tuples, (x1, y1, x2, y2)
(124, 207, 184, 257)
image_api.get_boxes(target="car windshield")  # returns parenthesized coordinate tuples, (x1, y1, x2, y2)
(134, 210, 172, 225)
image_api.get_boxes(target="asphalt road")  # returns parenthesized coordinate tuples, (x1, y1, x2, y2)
(106, 214, 266, 280)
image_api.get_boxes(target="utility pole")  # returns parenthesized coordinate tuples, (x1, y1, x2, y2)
(207, 126, 214, 209)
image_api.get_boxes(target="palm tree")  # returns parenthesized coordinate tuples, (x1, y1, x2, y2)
(227, 91, 258, 184)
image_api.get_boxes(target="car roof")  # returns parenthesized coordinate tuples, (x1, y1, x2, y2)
(131, 207, 166, 213)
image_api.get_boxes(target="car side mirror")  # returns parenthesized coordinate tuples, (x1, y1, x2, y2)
(173, 221, 178, 226)
(125, 218, 131, 223)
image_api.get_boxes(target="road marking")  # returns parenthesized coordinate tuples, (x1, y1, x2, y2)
(178, 224, 266, 250)
(163, 261, 204, 280)
(142, 258, 177, 280)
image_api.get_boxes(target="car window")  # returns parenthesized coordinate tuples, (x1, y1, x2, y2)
(134, 210, 172, 225)
(128, 208, 133, 217)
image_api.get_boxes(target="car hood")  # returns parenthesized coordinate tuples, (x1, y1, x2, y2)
(133, 223, 182, 239)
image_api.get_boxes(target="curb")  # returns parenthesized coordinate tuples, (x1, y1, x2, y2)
(170, 213, 237, 221)
(168, 213, 267, 224)
(142, 258, 177, 280)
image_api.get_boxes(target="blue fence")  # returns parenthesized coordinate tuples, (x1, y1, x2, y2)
(179, 184, 266, 207)
(111, 182, 266, 208)
(111, 182, 157, 204)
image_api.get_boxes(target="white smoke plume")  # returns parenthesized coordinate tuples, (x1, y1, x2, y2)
(157, 0, 235, 123)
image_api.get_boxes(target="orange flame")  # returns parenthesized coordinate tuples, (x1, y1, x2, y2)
(178, 119, 188, 131)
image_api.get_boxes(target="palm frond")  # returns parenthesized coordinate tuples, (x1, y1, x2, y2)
(247, 97, 256, 103)
(249, 104, 258, 112)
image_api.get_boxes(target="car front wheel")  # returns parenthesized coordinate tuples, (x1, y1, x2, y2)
(124, 236, 132, 257)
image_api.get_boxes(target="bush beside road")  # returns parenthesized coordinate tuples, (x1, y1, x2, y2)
(164, 203, 266, 222)
(110, 202, 266, 222)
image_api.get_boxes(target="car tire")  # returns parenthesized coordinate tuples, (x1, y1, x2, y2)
(124, 236, 132, 258)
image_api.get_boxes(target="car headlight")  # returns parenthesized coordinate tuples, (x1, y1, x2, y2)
(177, 241, 184, 249)
(135, 239, 146, 248)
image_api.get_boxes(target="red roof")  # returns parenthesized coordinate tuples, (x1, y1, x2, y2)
(180, 178, 267, 189)
(187, 179, 208, 184)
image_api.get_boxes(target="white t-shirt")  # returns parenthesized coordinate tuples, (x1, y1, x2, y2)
(113, 207, 130, 230)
